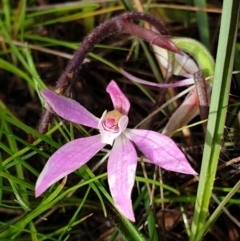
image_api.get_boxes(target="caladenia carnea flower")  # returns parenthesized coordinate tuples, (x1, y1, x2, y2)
(122, 36, 215, 135)
(153, 37, 214, 135)
(35, 80, 197, 222)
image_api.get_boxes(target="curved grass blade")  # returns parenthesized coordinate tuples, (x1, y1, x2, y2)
(107, 202, 149, 241)
(196, 180, 240, 239)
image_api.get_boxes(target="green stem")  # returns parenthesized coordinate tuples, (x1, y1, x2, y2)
(190, 0, 240, 240)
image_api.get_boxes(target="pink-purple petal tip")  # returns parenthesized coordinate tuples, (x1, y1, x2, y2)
(106, 80, 130, 115)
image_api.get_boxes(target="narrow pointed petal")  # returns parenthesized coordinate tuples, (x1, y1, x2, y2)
(121, 69, 194, 88)
(35, 134, 105, 197)
(41, 89, 99, 128)
(124, 129, 197, 175)
(108, 134, 137, 222)
(162, 89, 199, 135)
(106, 80, 130, 115)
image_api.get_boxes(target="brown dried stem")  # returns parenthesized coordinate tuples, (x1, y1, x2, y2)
(193, 70, 209, 134)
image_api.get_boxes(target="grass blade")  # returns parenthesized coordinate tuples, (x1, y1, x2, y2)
(190, 1, 240, 240)
(193, 0, 210, 48)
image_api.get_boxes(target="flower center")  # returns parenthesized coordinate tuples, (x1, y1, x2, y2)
(102, 110, 123, 133)
(98, 109, 128, 146)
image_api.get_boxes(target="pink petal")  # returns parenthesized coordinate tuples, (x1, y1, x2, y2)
(108, 134, 137, 222)
(162, 88, 199, 135)
(124, 129, 197, 175)
(35, 134, 105, 197)
(106, 80, 130, 115)
(121, 69, 194, 88)
(41, 89, 99, 128)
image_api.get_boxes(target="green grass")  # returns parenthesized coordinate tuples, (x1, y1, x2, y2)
(0, 0, 239, 240)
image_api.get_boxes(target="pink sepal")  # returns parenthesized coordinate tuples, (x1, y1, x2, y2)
(41, 89, 99, 129)
(108, 134, 137, 222)
(35, 134, 105, 197)
(121, 69, 194, 88)
(106, 80, 130, 115)
(124, 129, 197, 175)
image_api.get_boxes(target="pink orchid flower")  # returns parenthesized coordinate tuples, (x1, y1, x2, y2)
(35, 80, 197, 222)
